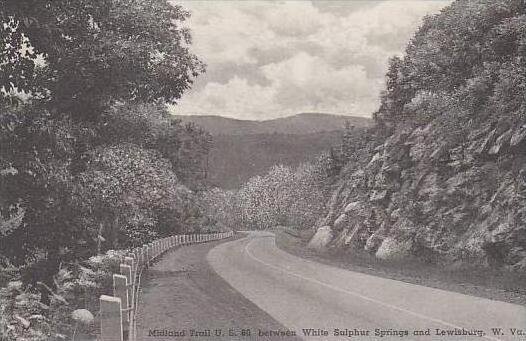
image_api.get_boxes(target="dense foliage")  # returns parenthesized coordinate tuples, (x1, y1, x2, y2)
(202, 161, 329, 231)
(1, 0, 204, 119)
(317, 0, 526, 270)
(0, 1, 214, 339)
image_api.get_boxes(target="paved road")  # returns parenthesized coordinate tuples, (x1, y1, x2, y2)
(208, 231, 526, 341)
(135, 235, 301, 341)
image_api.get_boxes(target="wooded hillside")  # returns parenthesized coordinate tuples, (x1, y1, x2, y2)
(177, 113, 371, 188)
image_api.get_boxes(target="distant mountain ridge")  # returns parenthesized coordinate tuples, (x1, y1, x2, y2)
(174, 113, 371, 135)
(172, 113, 371, 188)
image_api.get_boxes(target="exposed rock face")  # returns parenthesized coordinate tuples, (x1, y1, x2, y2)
(375, 237, 412, 261)
(308, 0, 526, 272)
(307, 226, 334, 251)
(311, 121, 526, 270)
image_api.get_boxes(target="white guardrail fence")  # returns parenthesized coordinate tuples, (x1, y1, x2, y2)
(98, 231, 234, 341)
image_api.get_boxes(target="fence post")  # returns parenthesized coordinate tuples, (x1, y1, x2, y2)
(113, 274, 129, 339)
(122, 260, 134, 295)
(100, 295, 123, 341)
(122, 261, 135, 341)
(138, 249, 143, 269)
(145, 245, 150, 267)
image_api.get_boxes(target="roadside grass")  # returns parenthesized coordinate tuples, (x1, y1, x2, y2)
(274, 228, 526, 306)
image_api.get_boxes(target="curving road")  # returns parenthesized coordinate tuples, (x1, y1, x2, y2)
(208, 231, 526, 341)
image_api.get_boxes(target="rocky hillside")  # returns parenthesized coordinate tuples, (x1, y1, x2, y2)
(309, 0, 526, 272)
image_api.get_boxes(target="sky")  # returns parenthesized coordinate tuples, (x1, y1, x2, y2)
(169, 0, 451, 120)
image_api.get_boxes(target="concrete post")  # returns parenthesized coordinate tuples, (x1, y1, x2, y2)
(113, 274, 129, 337)
(145, 245, 150, 267)
(100, 295, 123, 341)
(123, 259, 134, 289)
(123, 260, 135, 341)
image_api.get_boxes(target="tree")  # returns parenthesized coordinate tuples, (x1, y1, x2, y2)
(78, 143, 186, 249)
(0, 0, 205, 120)
(0, 105, 88, 290)
(99, 103, 212, 187)
(0, 0, 208, 286)
(204, 163, 327, 231)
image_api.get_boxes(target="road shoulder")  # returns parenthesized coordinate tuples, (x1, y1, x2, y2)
(274, 229, 526, 306)
(135, 234, 302, 340)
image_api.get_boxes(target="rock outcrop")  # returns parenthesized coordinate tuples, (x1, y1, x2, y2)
(309, 0, 526, 271)
(307, 226, 334, 251)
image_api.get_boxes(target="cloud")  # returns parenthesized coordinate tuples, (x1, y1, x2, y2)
(175, 76, 277, 118)
(170, 0, 451, 120)
(261, 52, 380, 114)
